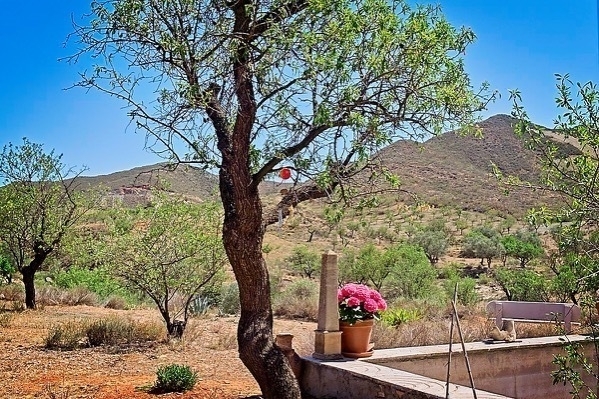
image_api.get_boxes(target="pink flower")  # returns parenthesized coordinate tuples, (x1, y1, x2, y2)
(346, 296, 361, 307)
(363, 298, 379, 313)
(340, 283, 358, 298)
(352, 285, 370, 302)
(377, 298, 387, 311)
(369, 290, 382, 301)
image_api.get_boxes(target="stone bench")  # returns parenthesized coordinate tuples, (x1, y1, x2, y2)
(486, 300, 581, 333)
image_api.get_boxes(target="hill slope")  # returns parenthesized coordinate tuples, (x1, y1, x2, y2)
(75, 114, 577, 216)
(376, 114, 578, 215)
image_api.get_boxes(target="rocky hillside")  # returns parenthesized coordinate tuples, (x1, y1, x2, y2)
(376, 114, 579, 215)
(74, 115, 578, 216)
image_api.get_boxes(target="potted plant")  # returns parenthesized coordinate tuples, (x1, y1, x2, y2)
(338, 283, 387, 358)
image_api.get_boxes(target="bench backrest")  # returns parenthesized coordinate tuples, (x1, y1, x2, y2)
(486, 301, 581, 323)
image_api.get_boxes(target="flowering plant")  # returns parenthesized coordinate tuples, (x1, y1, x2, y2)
(338, 283, 387, 325)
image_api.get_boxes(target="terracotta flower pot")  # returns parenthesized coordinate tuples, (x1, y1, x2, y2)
(340, 319, 374, 358)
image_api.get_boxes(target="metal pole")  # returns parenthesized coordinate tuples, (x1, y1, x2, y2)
(452, 290, 478, 399)
(445, 284, 458, 398)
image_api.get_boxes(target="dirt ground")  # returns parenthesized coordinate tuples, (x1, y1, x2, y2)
(0, 305, 316, 399)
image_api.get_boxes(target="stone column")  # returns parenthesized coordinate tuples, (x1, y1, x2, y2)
(313, 250, 342, 359)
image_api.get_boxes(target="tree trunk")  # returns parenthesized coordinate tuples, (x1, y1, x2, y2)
(22, 267, 36, 309)
(21, 253, 48, 309)
(166, 320, 186, 339)
(219, 168, 300, 399)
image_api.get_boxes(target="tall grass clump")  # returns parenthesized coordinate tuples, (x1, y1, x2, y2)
(273, 278, 318, 320)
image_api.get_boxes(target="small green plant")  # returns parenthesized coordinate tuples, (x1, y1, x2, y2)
(381, 308, 422, 327)
(0, 255, 15, 284)
(218, 282, 240, 316)
(189, 296, 211, 316)
(154, 364, 197, 393)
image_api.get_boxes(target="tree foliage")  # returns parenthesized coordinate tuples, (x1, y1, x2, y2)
(501, 230, 543, 268)
(71, 0, 494, 396)
(461, 227, 504, 267)
(508, 76, 599, 306)
(494, 268, 550, 302)
(410, 219, 449, 265)
(285, 245, 320, 279)
(0, 253, 14, 284)
(105, 193, 226, 338)
(0, 138, 91, 308)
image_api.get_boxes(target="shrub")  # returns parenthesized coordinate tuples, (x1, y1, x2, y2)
(154, 364, 197, 393)
(273, 278, 318, 320)
(387, 244, 437, 300)
(86, 316, 163, 347)
(218, 282, 240, 316)
(494, 268, 550, 301)
(44, 321, 87, 350)
(285, 245, 320, 279)
(104, 295, 128, 310)
(0, 284, 24, 302)
(0, 312, 13, 327)
(37, 286, 99, 307)
(441, 264, 479, 306)
(0, 255, 15, 284)
(51, 266, 132, 301)
(444, 276, 479, 306)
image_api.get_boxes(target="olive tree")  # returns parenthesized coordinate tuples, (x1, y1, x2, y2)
(0, 139, 91, 308)
(106, 193, 226, 338)
(70, 1, 493, 396)
(508, 76, 599, 301)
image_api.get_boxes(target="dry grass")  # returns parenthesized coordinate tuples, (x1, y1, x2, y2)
(0, 312, 13, 327)
(37, 286, 99, 307)
(0, 284, 24, 302)
(373, 308, 564, 349)
(44, 315, 164, 350)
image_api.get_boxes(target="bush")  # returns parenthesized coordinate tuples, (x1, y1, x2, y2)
(218, 282, 240, 316)
(285, 245, 320, 278)
(45, 317, 163, 350)
(104, 295, 128, 310)
(386, 244, 437, 300)
(494, 268, 550, 301)
(0, 312, 13, 327)
(37, 286, 99, 307)
(51, 266, 134, 302)
(154, 364, 197, 393)
(86, 316, 163, 347)
(0, 284, 24, 302)
(441, 264, 479, 306)
(0, 255, 15, 284)
(273, 278, 318, 320)
(44, 321, 87, 350)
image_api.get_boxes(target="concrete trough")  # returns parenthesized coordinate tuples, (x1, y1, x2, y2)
(301, 335, 597, 399)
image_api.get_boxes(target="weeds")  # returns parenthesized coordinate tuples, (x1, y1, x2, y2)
(154, 364, 197, 393)
(44, 320, 87, 350)
(0, 312, 13, 327)
(45, 316, 163, 350)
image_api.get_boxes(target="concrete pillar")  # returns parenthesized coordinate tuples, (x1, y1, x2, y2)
(313, 250, 342, 359)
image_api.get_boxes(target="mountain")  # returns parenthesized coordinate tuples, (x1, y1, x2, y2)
(74, 162, 286, 206)
(376, 114, 580, 215)
(75, 114, 578, 216)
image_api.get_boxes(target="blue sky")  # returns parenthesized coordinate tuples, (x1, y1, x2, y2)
(0, 1, 596, 176)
